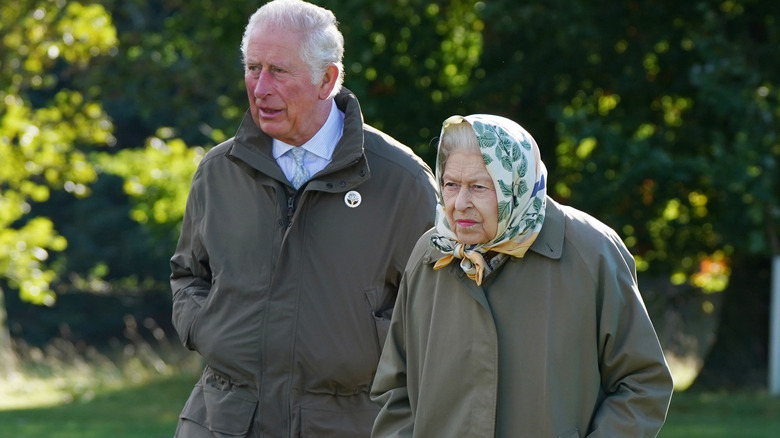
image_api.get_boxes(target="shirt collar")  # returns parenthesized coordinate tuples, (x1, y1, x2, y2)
(272, 100, 344, 160)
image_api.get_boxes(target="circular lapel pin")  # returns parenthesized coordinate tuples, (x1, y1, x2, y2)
(344, 190, 362, 208)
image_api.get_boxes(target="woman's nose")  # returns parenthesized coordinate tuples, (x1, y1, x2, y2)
(454, 187, 472, 210)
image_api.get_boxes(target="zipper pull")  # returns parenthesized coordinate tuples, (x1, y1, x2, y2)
(286, 195, 295, 227)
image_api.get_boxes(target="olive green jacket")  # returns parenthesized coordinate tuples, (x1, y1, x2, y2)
(371, 198, 674, 438)
(171, 89, 437, 437)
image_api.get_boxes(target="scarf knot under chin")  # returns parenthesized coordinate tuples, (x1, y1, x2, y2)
(431, 234, 540, 286)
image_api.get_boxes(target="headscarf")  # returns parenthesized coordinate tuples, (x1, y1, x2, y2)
(430, 114, 547, 285)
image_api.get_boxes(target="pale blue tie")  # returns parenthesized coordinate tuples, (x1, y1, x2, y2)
(290, 147, 309, 189)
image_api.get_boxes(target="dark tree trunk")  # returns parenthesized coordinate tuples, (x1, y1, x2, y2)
(690, 255, 771, 391)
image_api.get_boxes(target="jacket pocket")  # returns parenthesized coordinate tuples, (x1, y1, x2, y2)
(203, 386, 257, 436)
(364, 288, 392, 353)
(181, 371, 258, 437)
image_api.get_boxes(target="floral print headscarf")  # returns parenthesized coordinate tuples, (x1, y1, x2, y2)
(430, 114, 547, 285)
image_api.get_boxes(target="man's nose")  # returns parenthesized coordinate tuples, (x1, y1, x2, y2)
(253, 70, 272, 96)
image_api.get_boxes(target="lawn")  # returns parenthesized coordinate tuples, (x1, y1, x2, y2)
(1, 373, 779, 437)
(659, 390, 780, 438)
(0, 372, 198, 438)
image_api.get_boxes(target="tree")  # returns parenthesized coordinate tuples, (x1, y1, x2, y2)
(0, 0, 117, 374)
(65, 0, 487, 270)
(463, 0, 779, 386)
(3, 0, 778, 389)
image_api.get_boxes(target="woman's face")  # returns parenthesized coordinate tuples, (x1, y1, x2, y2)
(441, 150, 499, 245)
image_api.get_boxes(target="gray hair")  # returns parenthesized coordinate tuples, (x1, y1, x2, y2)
(437, 118, 480, 175)
(241, 0, 345, 98)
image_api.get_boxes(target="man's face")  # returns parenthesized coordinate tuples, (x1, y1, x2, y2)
(244, 26, 331, 146)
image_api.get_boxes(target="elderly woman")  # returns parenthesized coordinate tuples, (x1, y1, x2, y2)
(370, 115, 673, 437)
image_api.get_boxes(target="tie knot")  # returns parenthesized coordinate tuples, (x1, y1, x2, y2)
(290, 147, 305, 164)
(289, 147, 309, 189)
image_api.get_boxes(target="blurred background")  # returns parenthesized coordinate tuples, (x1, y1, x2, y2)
(1, 0, 779, 436)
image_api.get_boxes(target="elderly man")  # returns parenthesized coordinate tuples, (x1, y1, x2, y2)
(170, 1, 437, 436)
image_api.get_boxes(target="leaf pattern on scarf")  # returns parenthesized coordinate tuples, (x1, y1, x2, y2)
(518, 153, 528, 179)
(498, 200, 511, 223)
(495, 134, 514, 171)
(473, 121, 498, 150)
(499, 179, 513, 198)
(431, 234, 457, 253)
(533, 196, 544, 212)
(516, 178, 529, 198)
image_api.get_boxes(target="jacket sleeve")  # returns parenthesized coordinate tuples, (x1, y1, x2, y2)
(170, 166, 211, 351)
(588, 237, 674, 437)
(371, 276, 415, 438)
(390, 166, 437, 278)
(380, 164, 437, 328)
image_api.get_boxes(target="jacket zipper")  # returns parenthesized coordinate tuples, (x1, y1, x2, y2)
(286, 195, 295, 228)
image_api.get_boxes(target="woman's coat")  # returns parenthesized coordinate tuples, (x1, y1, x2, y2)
(371, 197, 674, 438)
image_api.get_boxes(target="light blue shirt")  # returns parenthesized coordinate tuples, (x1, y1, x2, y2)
(273, 100, 344, 185)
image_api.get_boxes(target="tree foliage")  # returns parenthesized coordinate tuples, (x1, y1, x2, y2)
(459, 0, 780, 292)
(1, 0, 779, 323)
(96, 134, 205, 238)
(1, 0, 117, 305)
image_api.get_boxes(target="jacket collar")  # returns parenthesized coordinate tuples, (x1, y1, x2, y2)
(227, 88, 370, 192)
(527, 197, 564, 260)
(422, 196, 564, 265)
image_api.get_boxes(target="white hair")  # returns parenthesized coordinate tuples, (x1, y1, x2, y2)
(437, 118, 480, 174)
(241, 0, 345, 98)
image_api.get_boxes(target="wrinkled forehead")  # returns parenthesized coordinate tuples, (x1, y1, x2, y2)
(441, 150, 493, 180)
(245, 26, 304, 61)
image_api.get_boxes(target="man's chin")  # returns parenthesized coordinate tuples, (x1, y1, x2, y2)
(255, 119, 281, 134)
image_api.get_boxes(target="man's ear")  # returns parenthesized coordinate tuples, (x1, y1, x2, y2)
(318, 64, 340, 100)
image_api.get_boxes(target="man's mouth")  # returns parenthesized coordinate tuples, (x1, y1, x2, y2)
(259, 107, 282, 117)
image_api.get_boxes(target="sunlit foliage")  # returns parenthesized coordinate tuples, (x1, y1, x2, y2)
(1, 0, 116, 305)
(466, 0, 780, 292)
(97, 133, 204, 235)
(1, 0, 779, 309)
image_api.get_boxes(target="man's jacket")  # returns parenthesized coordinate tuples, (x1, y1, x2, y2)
(171, 88, 437, 437)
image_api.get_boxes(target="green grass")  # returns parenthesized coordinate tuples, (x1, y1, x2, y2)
(659, 390, 780, 438)
(0, 327, 202, 437)
(2, 359, 779, 437)
(0, 372, 198, 438)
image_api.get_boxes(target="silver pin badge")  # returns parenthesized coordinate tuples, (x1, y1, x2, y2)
(344, 190, 362, 208)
